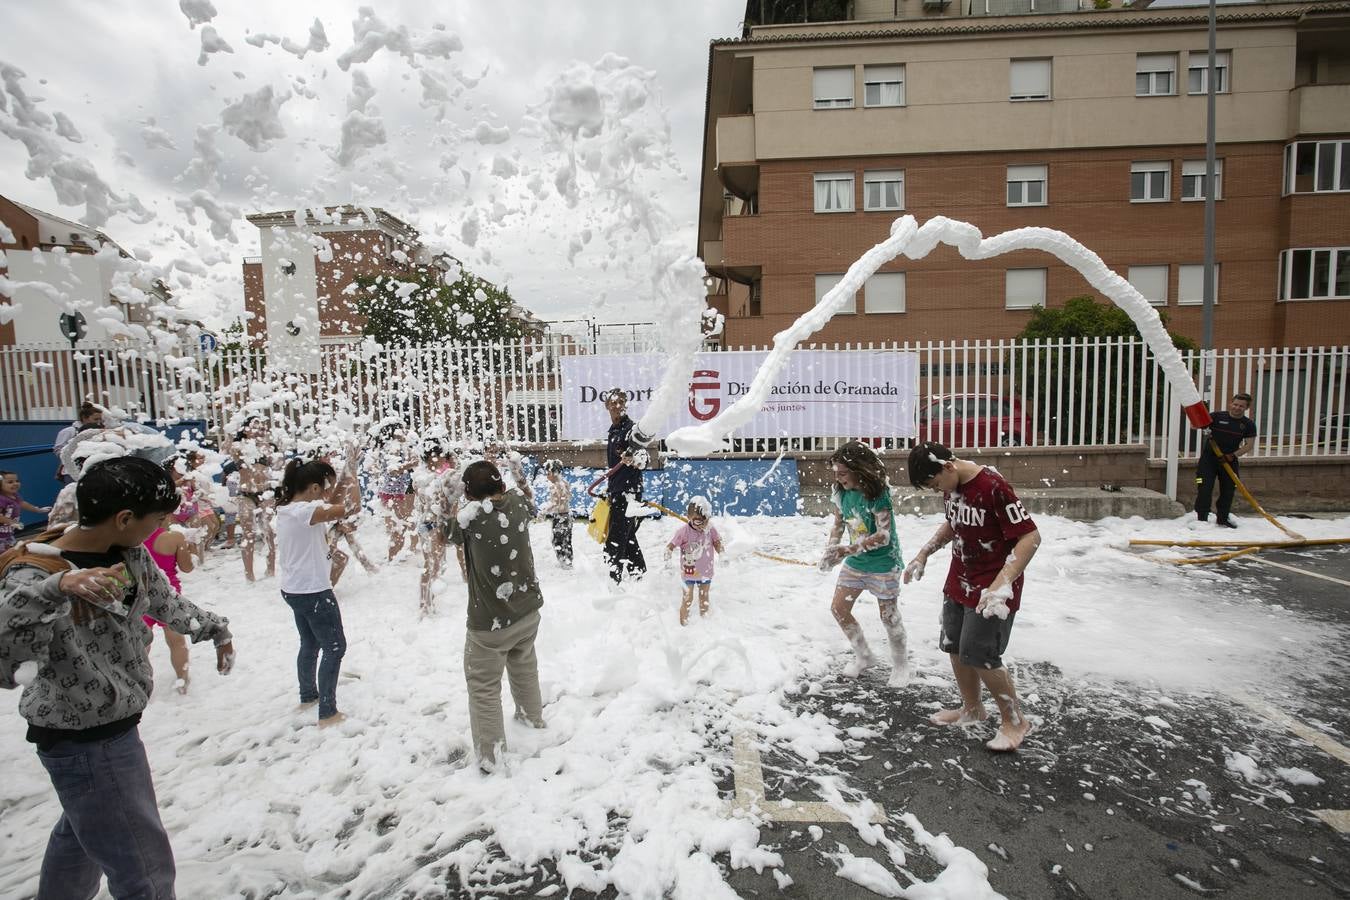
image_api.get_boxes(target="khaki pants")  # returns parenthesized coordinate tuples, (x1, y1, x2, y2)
(464, 611, 543, 764)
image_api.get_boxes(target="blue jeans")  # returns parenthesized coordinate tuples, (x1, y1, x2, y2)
(36, 726, 176, 899)
(282, 589, 347, 719)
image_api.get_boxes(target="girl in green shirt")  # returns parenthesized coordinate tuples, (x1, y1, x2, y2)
(820, 441, 909, 685)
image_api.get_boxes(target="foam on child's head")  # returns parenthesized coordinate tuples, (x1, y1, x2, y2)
(688, 495, 712, 518)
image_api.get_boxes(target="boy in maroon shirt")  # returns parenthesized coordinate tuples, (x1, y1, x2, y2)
(904, 441, 1041, 752)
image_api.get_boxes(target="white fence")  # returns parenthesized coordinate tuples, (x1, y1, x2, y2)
(1, 337, 1346, 460)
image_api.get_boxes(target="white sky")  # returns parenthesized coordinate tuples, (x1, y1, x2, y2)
(0, 1, 747, 329)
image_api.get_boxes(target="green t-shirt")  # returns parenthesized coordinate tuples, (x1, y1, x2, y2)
(836, 487, 903, 574)
(445, 491, 543, 631)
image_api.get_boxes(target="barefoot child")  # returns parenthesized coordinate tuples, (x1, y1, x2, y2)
(274, 459, 351, 727)
(905, 440, 1041, 753)
(0, 470, 52, 553)
(540, 460, 573, 569)
(142, 511, 197, 693)
(665, 496, 723, 625)
(446, 460, 545, 770)
(820, 441, 909, 684)
(413, 439, 457, 616)
(0, 456, 235, 898)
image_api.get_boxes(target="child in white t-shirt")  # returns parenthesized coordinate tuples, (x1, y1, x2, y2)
(274, 459, 351, 726)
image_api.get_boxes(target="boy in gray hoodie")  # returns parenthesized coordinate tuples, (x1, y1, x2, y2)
(0, 456, 236, 900)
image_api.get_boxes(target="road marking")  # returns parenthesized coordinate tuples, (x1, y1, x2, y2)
(1231, 695, 1350, 768)
(1247, 557, 1350, 588)
(1312, 810, 1350, 834)
(727, 732, 885, 824)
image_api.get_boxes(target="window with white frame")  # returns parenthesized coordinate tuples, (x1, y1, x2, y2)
(1181, 159, 1223, 201)
(1177, 263, 1220, 305)
(816, 273, 855, 313)
(1005, 268, 1046, 310)
(1007, 164, 1048, 206)
(1130, 161, 1170, 202)
(813, 172, 854, 213)
(1283, 140, 1350, 194)
(1278, 248, 1350, 300)
(865, 272, 905, 313)
(863, 170, 904, 211)
(863, 65, 904, 107)
(1010, 59, 1051, 101)
(813, 67, 854, 109)
(1135, 53, 1177, 96)
(1128, 265, 1169, 306)
(1187, 50, 1230, 94)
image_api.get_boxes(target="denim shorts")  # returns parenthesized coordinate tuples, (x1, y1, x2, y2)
(835, 565, 899, 600)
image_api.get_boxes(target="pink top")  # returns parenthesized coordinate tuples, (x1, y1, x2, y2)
(143, 527, 182, 593)
(670, 523, 721, 582)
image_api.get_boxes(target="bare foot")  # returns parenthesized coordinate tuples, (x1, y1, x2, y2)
(887, 661, 912, 688)
(174, 677, 189, 696)
(318, 712, 347, 728)
(985, 718, 1031, 752)
(843, 653, 878, 677)
(929, 706, 988, 726)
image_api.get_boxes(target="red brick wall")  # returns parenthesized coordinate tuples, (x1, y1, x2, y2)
(242, 262, 264, 345)
(720, 143, 1350, 350)
(0, 197, 39, 346)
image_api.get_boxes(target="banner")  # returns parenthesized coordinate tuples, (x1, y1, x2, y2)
(560, 350, 917, 442)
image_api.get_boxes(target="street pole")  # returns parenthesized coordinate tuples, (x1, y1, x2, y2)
(1201, 0, 1217, 402)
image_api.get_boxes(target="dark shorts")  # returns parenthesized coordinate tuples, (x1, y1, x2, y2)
(939, 595, 1016, 670)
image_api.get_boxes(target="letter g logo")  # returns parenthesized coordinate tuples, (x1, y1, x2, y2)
(688, 369, 722, 421)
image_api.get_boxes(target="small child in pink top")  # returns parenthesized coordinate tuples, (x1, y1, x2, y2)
(665, 496, 724, 626)
(142, 515, 197, 693)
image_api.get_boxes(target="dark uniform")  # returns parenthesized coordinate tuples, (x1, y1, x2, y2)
(1195, 410, 1257, 524)
(604, 414, 647, 583)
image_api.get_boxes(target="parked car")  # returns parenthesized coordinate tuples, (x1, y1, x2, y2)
(917, 394, 1032, 448)
(1318, 413, 1349, 452)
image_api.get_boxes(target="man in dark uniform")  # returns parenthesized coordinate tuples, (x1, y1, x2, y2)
(1195, 391, 1256, 528)
(603, 389, 647, 583)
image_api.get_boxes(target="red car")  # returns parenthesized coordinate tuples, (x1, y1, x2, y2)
(917, 394, 1032, 447)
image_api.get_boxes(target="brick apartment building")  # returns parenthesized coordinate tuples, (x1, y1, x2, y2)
(698, 0, 1350, 350)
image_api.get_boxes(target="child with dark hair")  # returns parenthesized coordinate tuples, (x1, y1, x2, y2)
(820, 440, 909, 684)
(540, 459, 573, 569)
(665, 495, 723, 625)
(0, 455, 235, 898)
(1, 470, 52, 552)
(275, 458, 350, 726)
(904, 440, 1041, 752)
(446, 460, 546, 770)
(414, 440, 459, 616)
(224, 416, 277, 582)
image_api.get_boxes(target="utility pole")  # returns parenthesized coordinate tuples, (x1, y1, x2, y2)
(1201, 0, 1218, 401)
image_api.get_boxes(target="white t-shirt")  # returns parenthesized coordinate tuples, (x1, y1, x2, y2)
(275, 500, 332, 594)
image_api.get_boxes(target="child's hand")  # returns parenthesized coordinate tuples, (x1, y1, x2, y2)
(216, 642, 236, 675)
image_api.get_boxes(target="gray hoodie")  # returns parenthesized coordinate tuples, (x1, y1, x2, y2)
(0, 538, 232, 731)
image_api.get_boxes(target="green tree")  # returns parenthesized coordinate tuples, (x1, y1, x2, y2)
(1017, 296, 1197, 445)
(354, 261, 523, 346)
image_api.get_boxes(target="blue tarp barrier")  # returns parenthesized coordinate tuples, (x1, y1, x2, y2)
(539, 457, 801, 519)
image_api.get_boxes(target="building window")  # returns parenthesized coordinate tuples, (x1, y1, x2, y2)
(863, 170, 904, 211)
(1128, 265, 1169, 306)
(863, 65, 904, 107)
(1177, 264, 1220, 306)
(865, 273, 905, 313)
(1130, 161, 1170, 202)
(814, 172, 855, 213)
(1278, 248, 1350, 300)
(1187, 50, 1230, 94)
(1135, 53, 1177, 96)
(1007, 165, 1048, 206)
(816, 273, 855, 314)
(1283, 140, 1350, 194)
(1181, 159, 1223, 201)
(813, 67, 854, 109)
(1010, 59, 1051, 101)
(1005, 268, 1046, 310)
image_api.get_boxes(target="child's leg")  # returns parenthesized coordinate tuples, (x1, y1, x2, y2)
(329, 545, 349, 587)
(283, 594, 320, 705)
(830, 584, 874, 669)
(878, 597, 909, 687)
(238, 499, 257, 580)
(420, 532, 445, 615)
(504, 613, 544, 727)
(309, 592, 347, 721)
(679, 584, 695, 626)
(261, 503, 276, 577)
(36, 728, 176, 899)
(698, 583, 711, 617)
(162, 627, 191, 691)
(464, 629, 510, 765)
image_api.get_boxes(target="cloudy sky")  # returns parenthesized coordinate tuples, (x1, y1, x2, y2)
(0, 1, 747, 329)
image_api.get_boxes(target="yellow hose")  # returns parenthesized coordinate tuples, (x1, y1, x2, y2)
(1209, 439, 1304, 540)
(646, 501, 817, 567)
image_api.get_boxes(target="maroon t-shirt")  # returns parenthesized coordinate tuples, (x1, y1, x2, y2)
(942, 467, 1038, 611)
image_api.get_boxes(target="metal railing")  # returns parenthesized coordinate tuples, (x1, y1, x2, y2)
(2, 338, 1346, 459)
